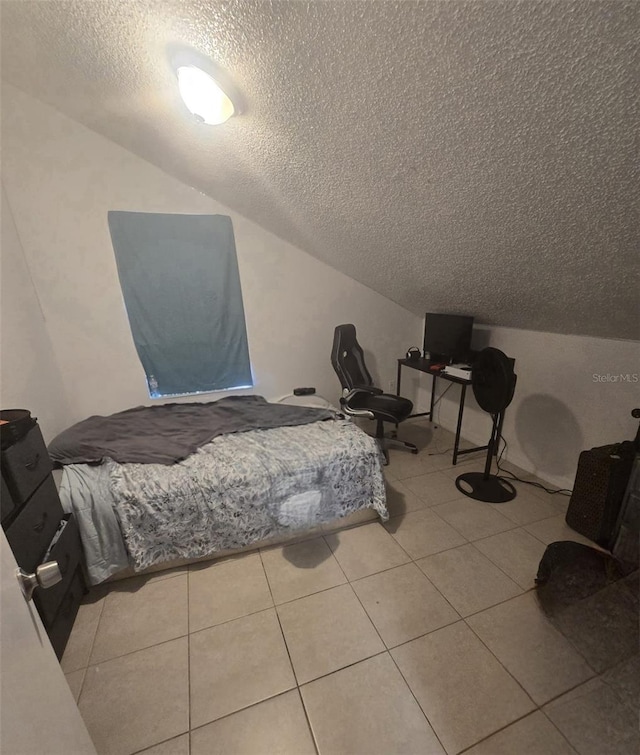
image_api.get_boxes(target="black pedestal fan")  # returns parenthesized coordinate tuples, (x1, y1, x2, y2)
(455, 347, 517, 503)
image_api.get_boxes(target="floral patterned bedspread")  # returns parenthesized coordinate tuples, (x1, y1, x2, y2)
(108, 419, 387, 571)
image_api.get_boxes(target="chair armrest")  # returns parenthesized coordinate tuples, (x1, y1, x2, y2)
(342, 387, 378, 402)
(340, 388, 375, 420)
(351, 385, 384, 395)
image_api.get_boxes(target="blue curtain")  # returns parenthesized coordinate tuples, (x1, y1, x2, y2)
(108, 211, 252, 397)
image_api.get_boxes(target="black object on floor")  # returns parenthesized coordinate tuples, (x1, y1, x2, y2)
(536, 542, 639, 675)
(456, 472, 516, 503)
(535, 541, 633, 614)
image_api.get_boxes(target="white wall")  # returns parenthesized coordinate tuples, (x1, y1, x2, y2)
(430, 325, 640, 490)
(0, 84, 423, 426)
(0, 184, 72, 442)
(3, 84, 636, 489)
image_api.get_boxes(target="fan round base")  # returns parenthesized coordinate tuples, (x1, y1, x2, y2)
(455, 472, 517, 503)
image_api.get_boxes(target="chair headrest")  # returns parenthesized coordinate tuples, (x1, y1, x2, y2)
(331, 324, 373, 390)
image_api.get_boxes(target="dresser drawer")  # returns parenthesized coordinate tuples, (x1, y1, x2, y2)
(1, 425, 53, 504)
(35, 514, 83, 625)
(5, 476, 64, 572)
(46, 569, 86, 660)
(1, 475, 18, 525)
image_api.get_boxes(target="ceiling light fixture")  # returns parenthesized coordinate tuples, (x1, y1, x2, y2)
(176, 65, 235, 125)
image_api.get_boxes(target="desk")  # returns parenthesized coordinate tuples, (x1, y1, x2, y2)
(396, 358, 500, 465)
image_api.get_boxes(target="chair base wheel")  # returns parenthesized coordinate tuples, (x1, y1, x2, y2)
(377, 436, 418, 463)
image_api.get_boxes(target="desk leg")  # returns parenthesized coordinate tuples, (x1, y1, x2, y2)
(429, 374, 436, 423)
(395, 362, 403, 430)
(452, 383, 467, 465)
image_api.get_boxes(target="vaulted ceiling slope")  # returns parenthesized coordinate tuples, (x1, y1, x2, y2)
(1, 1, 638, 339)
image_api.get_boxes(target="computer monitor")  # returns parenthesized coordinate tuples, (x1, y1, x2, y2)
(423, 313, 474, 363)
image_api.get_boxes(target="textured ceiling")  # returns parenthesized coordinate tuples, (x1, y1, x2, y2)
(1, 0, 638, 339)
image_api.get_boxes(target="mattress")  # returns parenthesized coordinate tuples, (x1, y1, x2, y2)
(60, 418, 387, 584)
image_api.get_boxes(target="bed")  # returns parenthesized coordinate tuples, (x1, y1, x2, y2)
(51, 397, 388, 585)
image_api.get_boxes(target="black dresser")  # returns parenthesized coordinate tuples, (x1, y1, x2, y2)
(1, 417, 87, 659)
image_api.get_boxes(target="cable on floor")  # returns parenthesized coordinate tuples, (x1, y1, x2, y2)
(496, 432, 573, 496)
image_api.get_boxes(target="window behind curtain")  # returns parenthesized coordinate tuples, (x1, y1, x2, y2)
(108, 211, 252, 398)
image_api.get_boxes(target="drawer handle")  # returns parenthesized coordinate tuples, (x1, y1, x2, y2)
(25, 453, 40, 471)
(33, 511, 48, 533)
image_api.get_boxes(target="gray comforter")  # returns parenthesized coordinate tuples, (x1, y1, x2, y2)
(60, 419, 387, 583)
(49, 396, 335, 465)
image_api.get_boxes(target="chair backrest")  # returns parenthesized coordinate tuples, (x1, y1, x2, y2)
(331, 324, 374, 391)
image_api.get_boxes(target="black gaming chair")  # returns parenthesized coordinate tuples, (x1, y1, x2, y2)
(331, 324, 417, 463)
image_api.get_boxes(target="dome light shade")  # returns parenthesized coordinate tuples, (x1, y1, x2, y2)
(177, 65, 235, 125)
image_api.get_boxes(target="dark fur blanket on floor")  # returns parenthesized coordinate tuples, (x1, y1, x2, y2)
(535, 541, 635, 614)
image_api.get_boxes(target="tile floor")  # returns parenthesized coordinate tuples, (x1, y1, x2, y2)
(63, 423, 639, 755)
